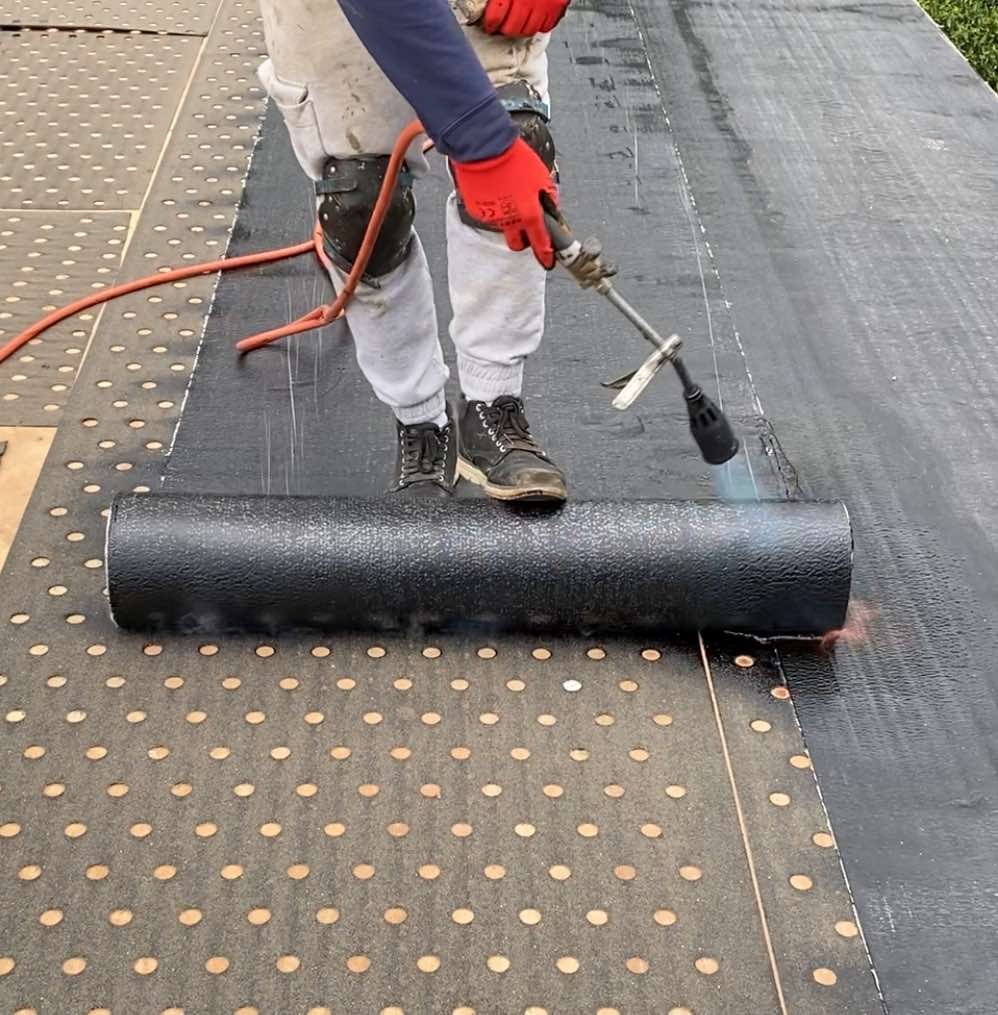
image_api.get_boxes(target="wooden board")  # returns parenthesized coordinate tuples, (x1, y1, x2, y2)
(0, 427, 55, 572)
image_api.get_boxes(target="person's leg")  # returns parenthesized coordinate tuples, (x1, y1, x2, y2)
(257, 0, 450, 429)
(448, 23, 550, 403)
(446, 21, 566, 501)
(258, 0, 455, 495)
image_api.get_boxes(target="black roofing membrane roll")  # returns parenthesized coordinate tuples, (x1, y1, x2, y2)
(106, 493, 852, 637)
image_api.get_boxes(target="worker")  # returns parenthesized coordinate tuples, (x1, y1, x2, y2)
(256, 0, 571, 500)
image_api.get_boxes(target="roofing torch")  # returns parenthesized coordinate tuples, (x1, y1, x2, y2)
(545, 211, 739, 467)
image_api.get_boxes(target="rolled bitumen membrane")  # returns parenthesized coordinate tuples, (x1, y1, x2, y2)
(106, 493, 852, 637)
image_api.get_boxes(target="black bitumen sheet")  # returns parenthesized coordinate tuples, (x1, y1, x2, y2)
(626, 1, 998, 1012)
(165, 1, 998, 1012)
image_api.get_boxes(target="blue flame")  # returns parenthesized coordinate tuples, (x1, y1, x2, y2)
(712, 454, 759, 502)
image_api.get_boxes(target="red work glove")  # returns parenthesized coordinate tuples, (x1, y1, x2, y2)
(483, 0, 569, 37)
(452, 137, 559, 268)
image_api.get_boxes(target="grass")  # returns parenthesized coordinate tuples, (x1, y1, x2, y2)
(917, 0, 998, 89)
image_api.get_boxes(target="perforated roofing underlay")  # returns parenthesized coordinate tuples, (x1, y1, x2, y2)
(0, 28, 202, 211)
(0, 1, 216, 36)
(0, 211, 130, 425)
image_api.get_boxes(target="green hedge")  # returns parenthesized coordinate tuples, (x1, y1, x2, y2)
(918, 0, 998, 89)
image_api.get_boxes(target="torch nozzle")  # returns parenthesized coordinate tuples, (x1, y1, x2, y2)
(685, 387, 740, 465)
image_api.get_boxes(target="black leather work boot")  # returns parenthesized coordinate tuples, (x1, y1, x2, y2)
(457, 395, 567, 503)
(389, 409, 458, 498)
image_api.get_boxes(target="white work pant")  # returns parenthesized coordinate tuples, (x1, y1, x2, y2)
(257, 0, 551, 424)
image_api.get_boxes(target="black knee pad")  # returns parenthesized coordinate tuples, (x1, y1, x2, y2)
(501, 81, 557, 172)
(456, 81, 557, 232)
(316, 156, 415, 279)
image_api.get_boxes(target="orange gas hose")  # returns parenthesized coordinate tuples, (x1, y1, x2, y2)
(0, 120, 426, 366)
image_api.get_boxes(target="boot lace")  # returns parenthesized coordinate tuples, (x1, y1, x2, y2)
(480, 397, 542, 454)
(400, 423, 449, 483)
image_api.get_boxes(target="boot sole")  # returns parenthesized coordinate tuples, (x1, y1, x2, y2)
(458, 457, 567, 503)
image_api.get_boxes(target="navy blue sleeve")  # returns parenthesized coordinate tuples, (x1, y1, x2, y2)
(338, 0, 518, 162)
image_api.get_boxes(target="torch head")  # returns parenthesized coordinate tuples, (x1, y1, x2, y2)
(687, 388, 740, 465)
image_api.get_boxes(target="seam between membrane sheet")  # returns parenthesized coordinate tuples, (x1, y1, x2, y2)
(698, 634, 790, 1014)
